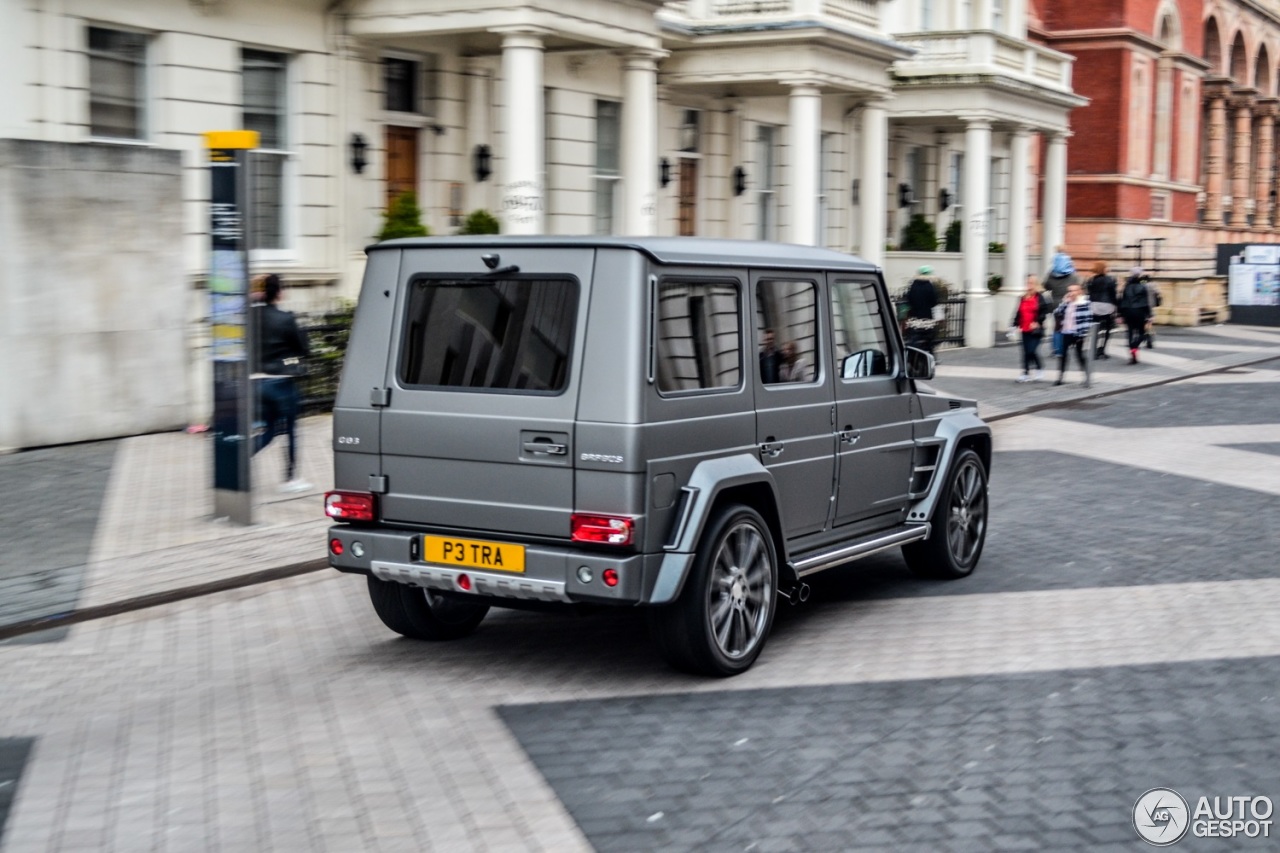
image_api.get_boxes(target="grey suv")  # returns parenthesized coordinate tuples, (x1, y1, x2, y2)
(326, 237, 990, 676)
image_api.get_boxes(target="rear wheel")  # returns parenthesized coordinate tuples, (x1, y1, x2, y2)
(902, 448, 988, 580)
(649, 505, 778, 677)
(366, 575, 489, 640)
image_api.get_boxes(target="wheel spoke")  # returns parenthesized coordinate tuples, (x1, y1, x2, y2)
(714, 597, 734, 648)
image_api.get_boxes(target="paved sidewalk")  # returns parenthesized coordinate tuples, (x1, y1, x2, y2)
(1, 322, 1277, 639)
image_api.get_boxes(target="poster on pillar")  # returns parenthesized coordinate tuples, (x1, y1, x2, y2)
(1229, 261, 1280, 307)
(503, 181, 543, 231)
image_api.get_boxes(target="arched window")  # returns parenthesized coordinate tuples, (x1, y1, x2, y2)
(1204, 18, 1223, 75)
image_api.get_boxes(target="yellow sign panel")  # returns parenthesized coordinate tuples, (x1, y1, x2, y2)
(203, 130, 260, 151)
(423, 536, 526, 573)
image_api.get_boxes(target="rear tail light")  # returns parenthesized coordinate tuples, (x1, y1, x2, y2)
(325, 491, 375, 522)
(329, 538, 344, 556)
(571, 513, 634, 546)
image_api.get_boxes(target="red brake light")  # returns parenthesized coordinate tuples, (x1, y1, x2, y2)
(602, 568, 619, 587)
(571, 513, 634, 546)
(329, 537, 344, 556)
(325, 491, 375, 522)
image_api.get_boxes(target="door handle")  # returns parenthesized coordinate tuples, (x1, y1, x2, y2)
(839, 429, 860, 446)
(523, 441, 567, 456)
(760, 441, 785, 459)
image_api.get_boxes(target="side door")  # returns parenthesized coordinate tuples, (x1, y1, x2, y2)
(753, 273, 836, 539)
(829, 275, 915, 528)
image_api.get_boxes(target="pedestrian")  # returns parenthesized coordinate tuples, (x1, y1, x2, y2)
(903, 265, 940, 354)
(1010, 274, 1052, 383)
(1119, 267, 1153, 364)
(1086, 261, 1118, 359)
(1143, 276, 1163, 349)
(778, 340, 812, 382)
(1052, 281, 1092, 387)
(1045, 244, 1076, 305)
(254, 274, 312, 492)
(759, 328, 783, 384)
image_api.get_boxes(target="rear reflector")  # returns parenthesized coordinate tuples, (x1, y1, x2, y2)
(329, 538, 344, 556)
(571, 514, 634, 546)
(325, 491, 375, 522)
(602, 568, 619, 587)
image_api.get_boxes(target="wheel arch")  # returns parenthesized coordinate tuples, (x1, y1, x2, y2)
(907, 413, 991, 524)
(647, 455, 784, 605)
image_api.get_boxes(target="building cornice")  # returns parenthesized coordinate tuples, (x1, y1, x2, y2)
(890, 72, 1088, 110)
(1040, 28, 1210, 72)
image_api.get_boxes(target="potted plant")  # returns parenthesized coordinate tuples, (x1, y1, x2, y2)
(458, 209, 501, 235)
(944, 220, 962, 252)
(377, 191, 429, 241)
(900, 214, 939, 252)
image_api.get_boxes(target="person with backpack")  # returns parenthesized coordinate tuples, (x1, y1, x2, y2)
(1045, 244, 1076, 305)
(903, 265, 940, 354)
(1086, 261, 1118, 359)
(1119, 267, 1153, 364)
(1011, 275, 1052, 382)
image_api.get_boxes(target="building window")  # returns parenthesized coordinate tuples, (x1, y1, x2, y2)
(242, 49, 290, 252)
(950, 151, 964, 206)
(757, 125, 777, 241)
(384, 57, 419, 113)
(921, 0, 934, 30)
(991, 0, 1003, 31)
(679, 109, 700, 153)
(88, 27, 147, 140)
(594, 100, 621, 235)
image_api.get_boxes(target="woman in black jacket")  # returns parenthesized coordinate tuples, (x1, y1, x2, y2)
(1119, 268, 1153, 364)
(1086, 261, 1118, 359)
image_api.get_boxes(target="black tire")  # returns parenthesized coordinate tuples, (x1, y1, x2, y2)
(902, 447, 988, 580)
(649, 504, 778, 677)
(366, 575, 489, 640)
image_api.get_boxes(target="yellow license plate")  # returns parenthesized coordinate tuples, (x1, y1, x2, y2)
(422, 536, 525, 573)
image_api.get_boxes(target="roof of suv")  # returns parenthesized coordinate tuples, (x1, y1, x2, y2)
(370, 235, 879, 273)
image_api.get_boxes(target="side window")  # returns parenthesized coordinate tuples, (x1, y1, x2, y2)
(831, 279, 894, 379)
(656, 280, 742, 393)
(756, 279, 818, 385)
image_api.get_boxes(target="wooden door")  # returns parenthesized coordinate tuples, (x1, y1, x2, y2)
(678, 157, 698, 236)
(385, 126, 419, 208)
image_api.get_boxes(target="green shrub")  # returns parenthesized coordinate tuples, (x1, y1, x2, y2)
(944, 220, 962, 252)
(988, 241, 1006, 253)
(900, 214, 939, 252)
(458, 209, 501, 235)
(987, 274, 1003, 293)
(377, 191, 429, 241)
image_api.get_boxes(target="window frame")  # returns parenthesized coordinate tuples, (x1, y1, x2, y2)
(396, 273, 581, 397)
(652, 275, 745, 398)
(240, 46, 296, 262)
(86, 25, 150, 143)
(756, 125, 778, 242)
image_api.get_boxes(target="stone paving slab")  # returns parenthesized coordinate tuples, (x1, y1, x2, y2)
(500, 657, 1280, 851)
(0, 740, 32, 848)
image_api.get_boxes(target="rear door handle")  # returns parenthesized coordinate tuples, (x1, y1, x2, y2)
(839, 429, 860, 446)
(760, 441, 785, 459)
(522, 441, 567, 456)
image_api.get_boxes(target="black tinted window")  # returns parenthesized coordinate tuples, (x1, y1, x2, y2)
(399, 278, 576, 392)
(656, 281, 741, 393)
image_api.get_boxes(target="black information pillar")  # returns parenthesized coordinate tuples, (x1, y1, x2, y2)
(205, 131, 259, 524)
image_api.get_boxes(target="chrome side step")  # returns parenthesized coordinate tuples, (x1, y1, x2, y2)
(789, 525, 930, 578)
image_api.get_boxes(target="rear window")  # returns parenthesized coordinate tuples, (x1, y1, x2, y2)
(399, 277, 578, 392)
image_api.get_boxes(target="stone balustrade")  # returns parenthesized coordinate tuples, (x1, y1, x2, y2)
(895, 31, 1074, 93)
(665, 0, 878, 29)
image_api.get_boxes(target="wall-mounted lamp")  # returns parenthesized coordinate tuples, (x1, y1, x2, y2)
(898, 182, 915, 208)
(349, 133, 368, 175)
(472, 144, 492, 182)
(659, 157, 671, 188)
(939, 187, 952, 211)
(732, 166, 747, 196)
(431, 124, 446, 136)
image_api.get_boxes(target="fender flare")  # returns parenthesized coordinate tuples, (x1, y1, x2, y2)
(648, 454, 781, 605)
(907, 412, 991, 524)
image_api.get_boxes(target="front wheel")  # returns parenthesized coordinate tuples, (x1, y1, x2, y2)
(366, 575, 489, 640)
(902, 448, 988, 580)
(649, 505, 778, 677)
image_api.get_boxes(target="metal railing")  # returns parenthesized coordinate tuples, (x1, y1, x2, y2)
(893, 295, 968, 350)
(298, 320, 350, 415)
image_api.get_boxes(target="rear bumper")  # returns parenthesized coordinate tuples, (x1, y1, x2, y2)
(328, 524, 655, 605)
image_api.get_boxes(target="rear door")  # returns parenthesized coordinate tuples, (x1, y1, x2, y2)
(752, 272, 835, 538)
(829, 274, 915, 528)
(379, 246, 591, 540)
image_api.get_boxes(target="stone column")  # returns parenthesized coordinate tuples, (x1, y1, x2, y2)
(858, 99, 888, 268)
(498, 30, 546, 234)
(1005, 126, 1031, 296)
(1042, 131, 1068, 266)
(1204, 81, 1230, 224)
(1231, 91, 1256, 228)
(1255, 100, 1276, 228)
(962, 117, 994, 348)
(787, 81, 822, 245)
(622, 49, 665, 236)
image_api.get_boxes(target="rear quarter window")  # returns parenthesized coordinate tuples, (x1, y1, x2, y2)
(398, 276, 578, 393)
(655, 279, 742, 394)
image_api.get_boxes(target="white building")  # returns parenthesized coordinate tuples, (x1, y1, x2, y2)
(0, 0, 1083, 446)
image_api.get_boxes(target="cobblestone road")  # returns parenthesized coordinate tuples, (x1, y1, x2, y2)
(2, 367, 1279, 850)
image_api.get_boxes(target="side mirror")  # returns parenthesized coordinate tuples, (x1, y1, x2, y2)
(904, 346, 935, 381)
